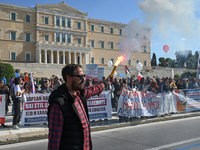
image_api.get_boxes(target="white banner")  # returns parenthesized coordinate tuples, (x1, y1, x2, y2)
(117, 89, 176, 117)
(21, 93, 50, 125)
(0, 95, 6, 124)
(87, 91, 112, 120)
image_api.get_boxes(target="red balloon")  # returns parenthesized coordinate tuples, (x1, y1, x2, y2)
(163, 45, 170, 53)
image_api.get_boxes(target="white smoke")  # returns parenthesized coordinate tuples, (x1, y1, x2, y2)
(137, 0, 200, 57)
(118, 19, 150, 61)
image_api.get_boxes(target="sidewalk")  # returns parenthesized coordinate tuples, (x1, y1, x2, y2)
(1, 106, 200, 145)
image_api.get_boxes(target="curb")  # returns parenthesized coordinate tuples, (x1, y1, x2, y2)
(1, 112, 200, 145)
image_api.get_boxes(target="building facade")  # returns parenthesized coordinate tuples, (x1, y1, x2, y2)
(0, 2, 151, 76)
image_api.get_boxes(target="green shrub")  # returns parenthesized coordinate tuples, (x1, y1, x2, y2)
(174, 74, 181, 79)
(0, 63, 15, 86)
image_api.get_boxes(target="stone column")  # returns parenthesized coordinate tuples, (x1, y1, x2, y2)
(36, 31, 38, 42)
(80, 52, 82, 65)
(54, 33, 56, 42)
(39, 49, 41, 64)
(89, 52, 91, 64)
(59, 33, 62, 43)
(57, 51, 59, 64)
(54, 16, 56, 26)
(36, 12, 38, 26)
(51, 50, 53, 64)
(74, 52, 76, 64)
(85, 36, 87, 45)
(65, 34, 67, 43)
(63, 51, 65, 64)
(44, 49, 47, 64)
(60, 17, 62, 27)
(85, 53, 88, 64)
(68, 51, 71, 64)
(71, 35, 73, 43)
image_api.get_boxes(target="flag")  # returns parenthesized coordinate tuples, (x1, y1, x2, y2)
(125, 66, 131, 75)
(30, 73, 35, 94)
(138, 72, 143, 80)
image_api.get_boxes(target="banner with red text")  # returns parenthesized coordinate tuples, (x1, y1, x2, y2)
(0, 95, 6, 124)
(174, 89, 200, 112)
(87, 91, 112, 120)
(117, 89, 176, 117)
(21, 93, 50, 125)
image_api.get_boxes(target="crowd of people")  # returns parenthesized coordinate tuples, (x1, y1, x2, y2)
(0, 71, 199, 129)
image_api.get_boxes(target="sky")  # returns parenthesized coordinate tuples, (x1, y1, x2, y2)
(1, 0, 200, 61)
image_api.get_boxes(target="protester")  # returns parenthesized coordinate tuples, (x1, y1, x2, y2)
(13, 77, 25, 130)
(24, 72, 29, 82)
(128, 77, 135, 90)
(40, 80, 53, 93)
(147, 80, 159, 93)
(161, 78, 173, 93)
(53, 75, 61, 90)
(0, 80, 7, 128)
(138, 77, 146, 91)
(188, 78, 198, 89)
(1, 75, 7, 85)
(106, 79, 115, 111)
(50, 78, 54, 89)
(48, 64, 109, 150)
(85, 79, 93, 88)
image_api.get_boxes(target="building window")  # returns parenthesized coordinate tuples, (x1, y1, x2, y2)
(101, 26, 104, 33)
(77, 39, 81, 44)
(101, 58, 104, 64)
(67, 34, 71, 43)
(144, 46, 146, 52)
(25, 53, 31, 61)
(25, 33, 31, 42)
(56, 16, 60, 26)
(11, 12, 16, 21)
(62, 17, 65, 27)
(119, 29, 122, 35)
(144, 60, 147, 66)
(10, 32, 16, 40)
(110, 27, 113, 34)
(77, 22, 81, 29)
(56, 33, 60, 42)
(10, 52, 16, 60)
(67, 18, 71, 27)
(111, 58, 114, 63)
(91, 40, 94, 47)
(110, 42, 114, 49)
(91, 57, 94, 64)
(44, 35, 49, 41)
(101, 41, 104, 48)
(62, 33, 65, 42)
(136, 60, 139, 64)
(26, 14, 30, 22)
(91, 24, 94, 31)
(128, 60, 131, 65)
(44, 17, 49, 25)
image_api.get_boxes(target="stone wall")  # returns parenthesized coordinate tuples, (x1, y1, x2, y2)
(8, 62, 196, 78)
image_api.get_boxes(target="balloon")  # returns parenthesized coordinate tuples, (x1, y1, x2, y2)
(136, 63, 143, 71)
(163, 45, 170, 53)
(114, 71, 117, 78)
(107, 60, 113, 67)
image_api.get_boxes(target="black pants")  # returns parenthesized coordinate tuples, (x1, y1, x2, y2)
(13, 97, 21, 125)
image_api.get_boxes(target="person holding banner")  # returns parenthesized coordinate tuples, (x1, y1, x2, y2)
(48, 64, 110, 150)
(0, 80, 7, 128)
(13, 77, 25, 130)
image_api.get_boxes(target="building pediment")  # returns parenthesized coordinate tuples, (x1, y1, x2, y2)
(36, 1, 87, 16)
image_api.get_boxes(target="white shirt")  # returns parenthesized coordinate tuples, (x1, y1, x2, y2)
(14, 85, 22, 98)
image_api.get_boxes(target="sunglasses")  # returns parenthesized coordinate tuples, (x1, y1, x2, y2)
(70, 74, 86, 80)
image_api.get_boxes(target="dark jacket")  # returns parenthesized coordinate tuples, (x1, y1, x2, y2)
(48, 84, 91, 150)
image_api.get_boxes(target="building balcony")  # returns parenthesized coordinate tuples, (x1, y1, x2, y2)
(37, 40, 91, 48)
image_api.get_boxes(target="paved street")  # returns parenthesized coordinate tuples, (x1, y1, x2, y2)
(1, 116, 200, 150)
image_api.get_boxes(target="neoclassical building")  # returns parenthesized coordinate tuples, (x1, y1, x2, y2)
(0, 1, 151, 76)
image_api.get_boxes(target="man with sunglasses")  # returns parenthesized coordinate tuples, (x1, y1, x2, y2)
(48, 64, 110, 150)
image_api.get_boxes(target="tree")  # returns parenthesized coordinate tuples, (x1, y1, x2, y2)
(174, 74, 181, 79)
(158, 57, 167, 67)
(151, 53, 157, 66)
(0, 62, 15, 86)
